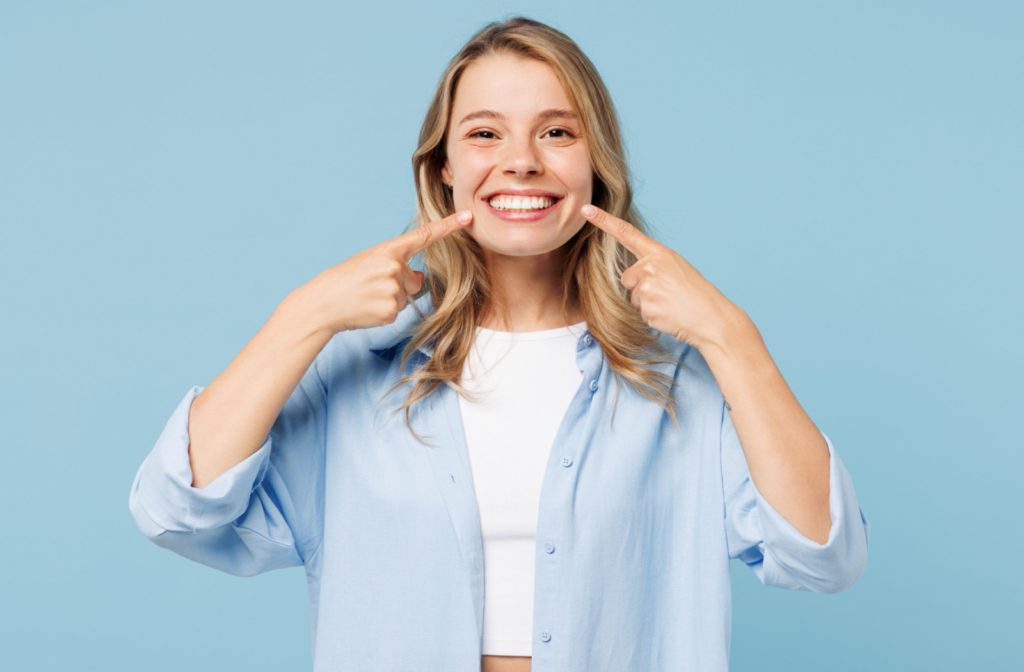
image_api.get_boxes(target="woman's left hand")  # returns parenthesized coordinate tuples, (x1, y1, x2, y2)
(581, 204, 751, 352)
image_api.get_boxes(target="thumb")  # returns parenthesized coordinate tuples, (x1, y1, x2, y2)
(402, 268, 425, 296)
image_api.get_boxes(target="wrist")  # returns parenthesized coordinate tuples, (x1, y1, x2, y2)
(697, 302, 761, 362)
(278, 284, 335, 343)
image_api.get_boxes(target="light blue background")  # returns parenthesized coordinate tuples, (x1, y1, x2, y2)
(2, 1, 1020, 670)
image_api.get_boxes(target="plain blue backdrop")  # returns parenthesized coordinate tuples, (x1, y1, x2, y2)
(2, 1, 1020, 670)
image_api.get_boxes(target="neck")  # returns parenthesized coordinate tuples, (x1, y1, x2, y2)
(478, 248, 583, 332)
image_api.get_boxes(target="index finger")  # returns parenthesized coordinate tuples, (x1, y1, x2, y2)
(393, 210, 473, 261)
(580, 204, 657, 257)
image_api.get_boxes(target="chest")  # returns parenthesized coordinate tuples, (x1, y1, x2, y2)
(457, 331, 584, 538)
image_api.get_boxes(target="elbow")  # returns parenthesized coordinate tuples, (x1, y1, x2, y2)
(771, 506, 871, 594)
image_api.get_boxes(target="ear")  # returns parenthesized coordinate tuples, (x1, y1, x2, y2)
(441, 161, 452, 185)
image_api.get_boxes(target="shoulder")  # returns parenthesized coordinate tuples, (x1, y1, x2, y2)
(317, 294, 434, 376)
(652, 331, 723, 404)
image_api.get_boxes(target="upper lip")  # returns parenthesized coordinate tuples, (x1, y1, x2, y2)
(482, 188, 564, 201)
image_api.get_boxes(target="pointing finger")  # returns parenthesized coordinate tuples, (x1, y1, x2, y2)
(394, 210, 473, 261)
(581, 204, 657, 257)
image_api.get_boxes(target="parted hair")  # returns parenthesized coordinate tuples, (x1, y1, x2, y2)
(387, 15, 679, 443)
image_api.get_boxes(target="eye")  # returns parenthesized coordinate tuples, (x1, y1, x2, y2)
(467, 128, 578, 140)
(545, 127, 577, 139)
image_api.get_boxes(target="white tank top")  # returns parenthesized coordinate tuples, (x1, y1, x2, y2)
(457, 319, 588, 656)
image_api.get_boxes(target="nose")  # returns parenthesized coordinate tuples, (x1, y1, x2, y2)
(500, 134, 543, 178)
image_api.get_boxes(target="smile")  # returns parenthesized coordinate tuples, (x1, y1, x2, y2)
(483, 195, 563, 222)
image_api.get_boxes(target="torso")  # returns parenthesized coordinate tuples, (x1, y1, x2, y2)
(481, 655, 531, 672)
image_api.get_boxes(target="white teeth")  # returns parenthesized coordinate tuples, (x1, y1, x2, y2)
(488, 195, 556, 210)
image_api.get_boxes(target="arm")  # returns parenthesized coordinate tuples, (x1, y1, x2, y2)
(711, 310, 870, 593)
(128, 210, 473, 574)
(573, 203, 869, 591)
(189, 287, 332, 488)
(127, 287, 334, 576)
(701, 310, 832, 544)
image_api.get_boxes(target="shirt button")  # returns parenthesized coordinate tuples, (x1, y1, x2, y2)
(544, 542, 555, 554)
(560, 456, 573, 467)
(583, 334, 594, 347)
(540, 631, 552, 642)
(588, 379, 599, 392)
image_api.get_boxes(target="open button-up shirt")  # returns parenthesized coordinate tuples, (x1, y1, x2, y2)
(128, 292, 870, 671)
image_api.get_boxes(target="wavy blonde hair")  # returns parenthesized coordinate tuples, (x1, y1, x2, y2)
(387, 15, 680, 443)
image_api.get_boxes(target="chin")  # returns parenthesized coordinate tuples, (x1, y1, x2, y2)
(471, 230, 572, 258)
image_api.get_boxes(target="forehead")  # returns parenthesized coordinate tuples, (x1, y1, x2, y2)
(451, 53, 574, 117)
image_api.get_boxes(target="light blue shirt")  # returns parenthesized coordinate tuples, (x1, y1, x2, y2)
(128, 292, 870, 671)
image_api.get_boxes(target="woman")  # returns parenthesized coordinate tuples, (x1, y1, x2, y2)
(129, 16, 870, 672)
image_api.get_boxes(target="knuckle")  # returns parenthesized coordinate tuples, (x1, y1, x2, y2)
(377, 300, 399, 323)
(417, 225, 432, 247)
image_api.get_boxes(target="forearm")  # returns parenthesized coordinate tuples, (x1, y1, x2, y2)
(699, 309, 832, 544)
(187, 287, 333, 489)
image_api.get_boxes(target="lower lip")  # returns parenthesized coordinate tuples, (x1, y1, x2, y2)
(483, 198, 562, 222)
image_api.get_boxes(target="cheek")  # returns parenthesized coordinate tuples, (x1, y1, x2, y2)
(551, 154, 593, 194)
(451, 150, 490, 178)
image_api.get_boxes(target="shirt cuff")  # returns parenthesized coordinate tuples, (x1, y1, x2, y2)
(129, 385, 273, 536)
(751, 431, 871, 593)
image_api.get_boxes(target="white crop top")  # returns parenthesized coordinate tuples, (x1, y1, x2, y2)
(457, 319, 588, 656)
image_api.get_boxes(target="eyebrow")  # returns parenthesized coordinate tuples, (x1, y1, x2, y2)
(457, 108, 578, 127)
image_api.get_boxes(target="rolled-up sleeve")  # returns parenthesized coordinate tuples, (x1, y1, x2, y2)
(721, 399, 870, 593)
(128, 354, 328, 577)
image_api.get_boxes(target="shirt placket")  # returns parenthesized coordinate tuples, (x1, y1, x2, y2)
(530, 329, 604, 671)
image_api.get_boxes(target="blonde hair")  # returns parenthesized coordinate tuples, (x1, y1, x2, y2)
(388, 15, 679, 443)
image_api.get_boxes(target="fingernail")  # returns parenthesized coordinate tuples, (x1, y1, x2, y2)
(457, 210, 471, 223)
(582, 204, 596, 217)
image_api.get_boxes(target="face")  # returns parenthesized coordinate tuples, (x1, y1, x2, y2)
(442, 53, 593, 259)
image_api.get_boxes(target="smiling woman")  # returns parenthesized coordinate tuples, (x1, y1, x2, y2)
(129, 14, 870, 672)
(442, 56, 590, 252)
(404, 16, 680, 430)
(402, 26, 686, 667)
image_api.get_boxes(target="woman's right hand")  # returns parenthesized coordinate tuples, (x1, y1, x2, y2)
(299, 210, 473, 335)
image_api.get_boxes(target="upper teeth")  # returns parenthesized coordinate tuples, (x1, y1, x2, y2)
(488, 195, 556, 210)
